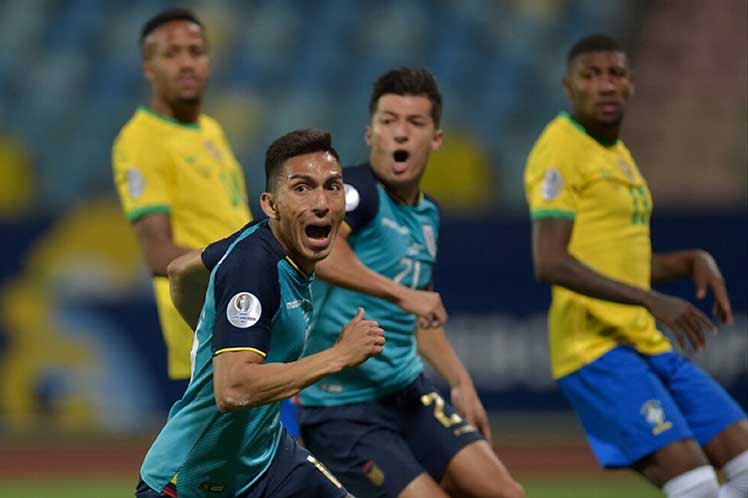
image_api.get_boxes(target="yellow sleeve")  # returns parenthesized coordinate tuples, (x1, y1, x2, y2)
(112, 136, 175, 222)
(524, 141, 582, 221)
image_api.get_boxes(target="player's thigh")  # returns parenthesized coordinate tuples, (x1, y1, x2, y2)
(302, 417, 425, 498)
(557, 346, 696, 469)
(402, 379, 483, 483)
(440, 440, 525, 498)
(243, 430, 349, 498)
(649, 351, 748, 467)
(632, 438, 709, 487)
(398, 473, 450, 498)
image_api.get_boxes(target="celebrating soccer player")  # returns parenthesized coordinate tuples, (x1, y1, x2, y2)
(296, 68, 524, 498)
(524, 34, 748, 498)
(136, 129, 383, 498)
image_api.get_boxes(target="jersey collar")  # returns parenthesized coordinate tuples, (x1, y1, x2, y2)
(560, 111, 618, 148)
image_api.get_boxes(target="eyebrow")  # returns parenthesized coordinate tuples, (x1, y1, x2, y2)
(288, 172, 343, 182)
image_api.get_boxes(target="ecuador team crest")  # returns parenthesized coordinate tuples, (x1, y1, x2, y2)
(422, 224, 437, 258)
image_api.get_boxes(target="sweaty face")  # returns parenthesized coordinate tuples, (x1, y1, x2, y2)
(366, 94, 443, 196)
(268, 151, 345, 270)
(143, 20, 210, 105)
(564, 51, 633, 126)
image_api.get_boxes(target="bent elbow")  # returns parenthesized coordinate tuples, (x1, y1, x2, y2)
(214, 388, 252, 413)
(534, 261, 558, 285)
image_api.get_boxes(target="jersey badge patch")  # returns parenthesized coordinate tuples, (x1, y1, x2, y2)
(227, 292, 262, 328)
(127, 168, 145, 199)
(344, 184, 360, 212)
(541, 168, 563, 201)
(203, 140, 224, 164)
(617, 158, 634, 181)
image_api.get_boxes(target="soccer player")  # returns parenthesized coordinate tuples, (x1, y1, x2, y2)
(112, 8, 251, 389)
(136, 129, 384, 498)
(524, 34, 748, 498)
(296, 68, 524, 498)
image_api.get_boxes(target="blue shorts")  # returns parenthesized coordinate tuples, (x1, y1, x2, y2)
(135, 429, 349, 498)
(298, 374, 483, 498)
(558, 346, 747, 468)
(280, 397, 300, 438)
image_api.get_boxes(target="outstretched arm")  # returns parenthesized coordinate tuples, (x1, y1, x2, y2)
(214, 308, 384, 411)
(532, 217, 716, 350)
(168, 249, 210, 329)
(416, 326, 492, 442)
(315, 224, 447, 327)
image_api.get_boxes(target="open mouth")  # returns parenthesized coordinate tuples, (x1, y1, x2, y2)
(392, 150, 409, 174)
(305, 224, 332, 240)
(393, 150, 409, 162)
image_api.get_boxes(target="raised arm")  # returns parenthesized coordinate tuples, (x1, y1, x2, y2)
(315, 225, 447, 327)
(532, 217, 715, 350)
(213, 308, 384, 411)
(416, 326, 491, 441)
(168, 249, 210, 329)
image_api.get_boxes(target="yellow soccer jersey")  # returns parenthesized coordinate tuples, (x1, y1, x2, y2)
(112, 106, 252, 379)
(524, 112, 671, 379)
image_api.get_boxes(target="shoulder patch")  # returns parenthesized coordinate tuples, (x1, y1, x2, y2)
(226, 292, 262, 328)
(344, 183, 360, 212)
(541, 168, 563, 201)
(127, 168, 145, 198)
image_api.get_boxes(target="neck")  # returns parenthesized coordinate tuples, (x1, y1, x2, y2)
(268, 219, 313, 276)
(571, 112, 620, 146)
(150, 96, 201, 124)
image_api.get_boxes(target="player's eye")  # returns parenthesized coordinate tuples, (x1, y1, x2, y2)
(294, 184, 310, 193)
(327, 182, 342, 191)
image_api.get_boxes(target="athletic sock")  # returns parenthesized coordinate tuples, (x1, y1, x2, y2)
(719, 450, 748, 498)
(663, 465, 719, 498)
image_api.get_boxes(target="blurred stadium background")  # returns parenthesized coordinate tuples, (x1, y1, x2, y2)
(0, 0, 745, 496)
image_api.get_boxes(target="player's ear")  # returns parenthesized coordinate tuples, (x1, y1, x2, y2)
(260, 192, 279, 220)
(364, 126, 372, 146)
(562, 76, 572, 100)
(431, 128, 444, 152)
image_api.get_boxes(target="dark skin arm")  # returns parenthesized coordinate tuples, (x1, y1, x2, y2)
(531, 218, 730, 351)
(132, 212, 192, 276)
(651, 251, 733, 324)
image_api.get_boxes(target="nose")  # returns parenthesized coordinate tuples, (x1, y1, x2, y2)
(311, 188, 330, 216)
(599, 75, 616, 94)
(393, 122, 409, 144)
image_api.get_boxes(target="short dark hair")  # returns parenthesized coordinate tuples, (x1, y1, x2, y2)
(369, 67, 443, 127)
(567, 34, 623, 64)
(140, 8, 204, 47)
(264, 129, 340, 192)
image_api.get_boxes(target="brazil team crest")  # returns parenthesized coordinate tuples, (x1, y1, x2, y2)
(640, 400, 672, 435)
(422, 224, 437, 258)
(617, 157, 634, 181)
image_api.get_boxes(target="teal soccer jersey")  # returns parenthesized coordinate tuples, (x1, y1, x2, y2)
(300, 164, 440, 406)
(140, 220, 314, 498)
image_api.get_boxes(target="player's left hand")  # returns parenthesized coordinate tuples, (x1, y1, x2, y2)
(691, 250, 734, 325)
(451, 384, 493, 443)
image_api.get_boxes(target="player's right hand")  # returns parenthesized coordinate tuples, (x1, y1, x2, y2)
(335, 307, 385, 368)
(396, 289, 448, 329)
(645, 291, 716, 351)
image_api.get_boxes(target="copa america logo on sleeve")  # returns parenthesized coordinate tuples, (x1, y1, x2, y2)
(227, 292, 262, 328)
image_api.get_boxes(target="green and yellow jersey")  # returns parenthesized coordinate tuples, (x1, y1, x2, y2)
(524, 112, 671, 379)
(112, 106, 251, 379)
